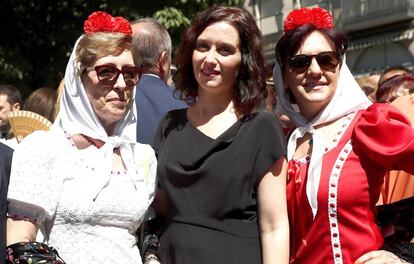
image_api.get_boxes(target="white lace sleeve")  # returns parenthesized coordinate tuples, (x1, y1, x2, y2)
(7, 130, 65, 224)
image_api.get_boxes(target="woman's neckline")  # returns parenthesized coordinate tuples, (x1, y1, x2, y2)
(185, 102, 242, 140)
(292, 111, 356, 162)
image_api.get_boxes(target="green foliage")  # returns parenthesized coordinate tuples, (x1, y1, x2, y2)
(154, 7, 191, 30)
(0, 0, 243, 97)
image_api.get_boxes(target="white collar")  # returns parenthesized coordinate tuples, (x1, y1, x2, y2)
(142, 73, 161, 79)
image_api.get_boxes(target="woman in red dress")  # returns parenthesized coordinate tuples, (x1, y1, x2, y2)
(273, 7, 414, 264)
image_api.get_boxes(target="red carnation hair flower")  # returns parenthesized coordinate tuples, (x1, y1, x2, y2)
(84, 11, 132, 35)
(284, 7, 333, 33)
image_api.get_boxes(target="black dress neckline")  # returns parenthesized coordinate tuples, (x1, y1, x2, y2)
(182, 108, 255, 142)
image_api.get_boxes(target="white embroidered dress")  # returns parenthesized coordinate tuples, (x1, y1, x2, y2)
(8, 32, 157, 263)
(7, 127, 157, 263)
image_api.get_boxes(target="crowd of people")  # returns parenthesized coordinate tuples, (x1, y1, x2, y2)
(0, 5, 413, 264)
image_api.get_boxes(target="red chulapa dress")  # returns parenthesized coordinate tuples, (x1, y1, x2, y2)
(287, 103, 414, 264)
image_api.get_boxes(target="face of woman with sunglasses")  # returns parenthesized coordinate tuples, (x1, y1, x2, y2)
(82, 49, 135, 132)
(283, 31, 340, 119)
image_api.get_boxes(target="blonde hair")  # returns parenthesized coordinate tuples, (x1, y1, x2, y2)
(76, 32, 140, 74)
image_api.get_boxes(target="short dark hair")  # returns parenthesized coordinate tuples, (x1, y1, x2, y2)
(173, 5, 267, 115)
(275, 24, 348, 73)
(376, 73, 414, 103)
(0, 84, 22, 105)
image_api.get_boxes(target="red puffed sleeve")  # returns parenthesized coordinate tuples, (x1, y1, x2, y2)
(353, 103, 414, 173)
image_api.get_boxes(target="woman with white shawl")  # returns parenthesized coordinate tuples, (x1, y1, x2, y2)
(6, 11, 157, 263)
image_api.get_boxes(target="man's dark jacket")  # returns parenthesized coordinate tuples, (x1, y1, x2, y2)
(0, 143, 12, 263)
(135, 74, 187, 146)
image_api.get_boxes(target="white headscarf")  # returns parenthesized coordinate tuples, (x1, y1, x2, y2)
(54, 35, 138, 200)
(273, 53, 372, 217)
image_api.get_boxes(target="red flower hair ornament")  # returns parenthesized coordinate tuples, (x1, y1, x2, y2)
(84, 11, 132, 35)
(283, 7, 333, 33)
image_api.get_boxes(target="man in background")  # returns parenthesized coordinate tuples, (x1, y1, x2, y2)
(131, 18, 187, 146)
(360, 72, 381, 102)
(0, 84, 21, 140)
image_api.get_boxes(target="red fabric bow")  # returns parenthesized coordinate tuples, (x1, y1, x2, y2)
(84, 11, 132, 35)
(284, 7, 333, 33)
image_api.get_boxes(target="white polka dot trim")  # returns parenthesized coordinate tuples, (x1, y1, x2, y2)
(328, 140, 353, 264)
(325, 112, 355, 153)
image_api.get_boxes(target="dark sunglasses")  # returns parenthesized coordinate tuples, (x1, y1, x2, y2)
(289, 51, 340, 74)
(87, 64, 142, 86)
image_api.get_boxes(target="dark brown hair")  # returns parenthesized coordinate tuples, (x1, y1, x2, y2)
(275, 24, 348, 74)
(378, 65, 412, 87)
(23, 87, 58, 122)
(173, 5, 267, 115)
(0, 84, 22, 105)
(376, 73, 414, 103)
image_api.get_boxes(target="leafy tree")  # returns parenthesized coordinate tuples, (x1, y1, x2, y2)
(0, 0, 243, 97)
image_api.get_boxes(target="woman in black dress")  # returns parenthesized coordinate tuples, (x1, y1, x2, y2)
(153, 5, 289, 264)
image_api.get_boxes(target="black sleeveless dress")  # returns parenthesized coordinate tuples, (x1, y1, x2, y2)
(154, 109, 286, 264)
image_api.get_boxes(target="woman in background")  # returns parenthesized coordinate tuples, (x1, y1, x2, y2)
(374, 73, 414, 263)
(376, 73, 414, 104)
(23, 87, 58, 122)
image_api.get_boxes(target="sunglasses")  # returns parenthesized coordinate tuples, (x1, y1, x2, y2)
(289, 51, 340, 74)
(87, 64, 142, 86)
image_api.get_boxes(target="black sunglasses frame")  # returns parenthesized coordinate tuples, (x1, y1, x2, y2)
(289, 51, 341, 74)
(86, 64, 143, 86)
